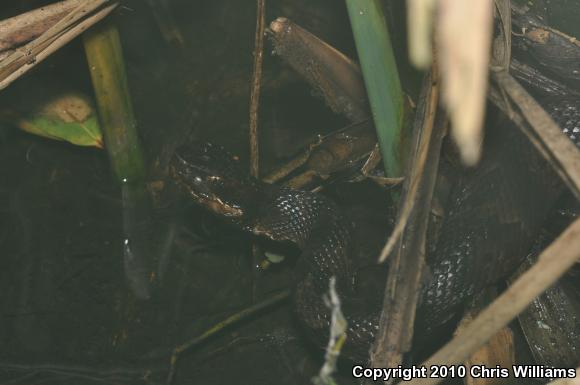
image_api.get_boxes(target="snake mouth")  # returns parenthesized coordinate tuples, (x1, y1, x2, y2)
(203, 197, 244, 217)
(181, 183, 243, 217)
(251, 226, 278, 241)
(169, 167, 244, 218)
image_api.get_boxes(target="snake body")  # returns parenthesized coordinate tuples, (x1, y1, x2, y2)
(169, 97, 579, 360)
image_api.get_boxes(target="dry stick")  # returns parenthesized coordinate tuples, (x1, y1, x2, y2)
(371, 67, 442, 374)
(249, 0, 265, 179)
(166, 289, 290, 385)
(509, 58, 579, 97)
(248, 0, 266, 304)
(265, 20, 377, 185)
(0, 0, 109, 72)
(508, 253, 579, 367)
(458, 293, 516, 385)
(492, 71, 580, 199)
(0, 1, 118, 91)
(263, 119, 377, 186)
(268, 17, 370, 123)
(490, 0, 511, 71)
(405, 217, 580, 385)
(262, 145, 314, 184)
(0, 0, 85, 52)
(0, 50, 11, 62)
(378, 66, 439, 263)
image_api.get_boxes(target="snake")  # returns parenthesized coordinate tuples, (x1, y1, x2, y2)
(168, 96, 579, 361)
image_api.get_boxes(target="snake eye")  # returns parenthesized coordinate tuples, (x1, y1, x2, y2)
(194, 176, 202, 184)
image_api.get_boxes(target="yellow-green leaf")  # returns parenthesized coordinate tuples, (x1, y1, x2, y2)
(16, 91, 103, 148)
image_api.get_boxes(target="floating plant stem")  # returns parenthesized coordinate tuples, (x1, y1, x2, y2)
(83, 17, 145, 183)
(345, 0, 404, 178)
(84, 17, 152, 300)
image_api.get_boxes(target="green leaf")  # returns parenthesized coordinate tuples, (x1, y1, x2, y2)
(16, 91, 103, 148)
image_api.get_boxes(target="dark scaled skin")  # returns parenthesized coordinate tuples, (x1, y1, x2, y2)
(169, 98, 580, 361)
(514, 229, 580, 369)
(544, 97, 580, 147)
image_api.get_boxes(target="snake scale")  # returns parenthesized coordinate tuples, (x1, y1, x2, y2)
(169, 97, 580, 360)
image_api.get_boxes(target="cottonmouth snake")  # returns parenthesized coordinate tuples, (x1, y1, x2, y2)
(168, 97, 580, 360)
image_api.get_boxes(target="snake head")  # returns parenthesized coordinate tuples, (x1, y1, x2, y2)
(169, 142, 257, 219)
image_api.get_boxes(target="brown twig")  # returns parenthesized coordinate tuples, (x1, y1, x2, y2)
(405, 217, 580, 385)
(262, 145, 314, 184)
(509, 58, 579, 97)
(268, 17, 369, 123)
(490, 71, 580, 199)
(0, 0, 118, 91)
(371, 65, 443, 374)
(0, 0, 86, 52)
(264, 19, 387, 187)
(378, 65, 440, 263)
(490, 0, 511, 71)
(249, 0, 265, 179)
(263, 120, 378, 187)
(458, 292, 515, 385)
(248, 0, 266, 304)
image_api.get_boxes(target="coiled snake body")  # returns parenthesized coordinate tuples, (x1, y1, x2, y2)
(169, 97, 580, 360)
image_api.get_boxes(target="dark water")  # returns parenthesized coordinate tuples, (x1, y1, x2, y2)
(0, 1, 370, 384)
(0, 1, 578, 385)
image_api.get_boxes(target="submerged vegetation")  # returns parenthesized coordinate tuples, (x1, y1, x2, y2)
(0, 1, 578, 385)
